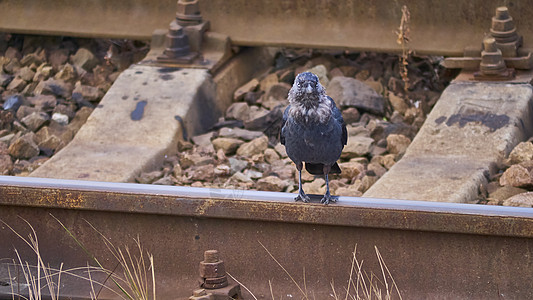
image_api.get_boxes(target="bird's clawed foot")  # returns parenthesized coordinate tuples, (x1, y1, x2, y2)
(320, 194, 337, 205)
(295, 191, 310, 203)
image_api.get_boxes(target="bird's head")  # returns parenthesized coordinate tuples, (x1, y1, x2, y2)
(287, 72, 331, 123)
(288, 72, 326, 107)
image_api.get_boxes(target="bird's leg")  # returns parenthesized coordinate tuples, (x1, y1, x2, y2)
(321, 164, 336, 204)
(295, 162, 310, 203)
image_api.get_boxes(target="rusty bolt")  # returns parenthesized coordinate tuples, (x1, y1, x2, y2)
(491, 7, 516, 34)
(163, 24, 191, 58)
(490, 6, 521, 57)
(177, 0, 200, 15)
(176, 0, 203, 26)
(474, 37, 515, 80)
(199, 250, 229, 289)
(480, 38, 507, 75)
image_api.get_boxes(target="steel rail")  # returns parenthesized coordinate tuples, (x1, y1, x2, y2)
(1, 175, 533, 298)
(2, 176, 533, 238)
(1, 1, 533, 55)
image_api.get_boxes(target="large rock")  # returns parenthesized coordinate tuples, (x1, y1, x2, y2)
(502, 192, 533, 207)
(334, 183, 363, 197)
(264, 148, 280, 164)
(8, 132, 39, 159)
(508, 142, 533, 164)
(302, 178, 326, 194)
(327, 76, 386, 115)
(191, 132, 215, 148)
(33, 64, 53, 82)
(185, 164, 215, 181)
(20, 52, 43, 67)
(257, 175, 289, 192)
(48, 48, 69, 69)
(236, 135, 269, 157)
(341, 136, 374, 159)
(136, 170, 163, 184)
(233, 78, 259, 101)
(228, 157, 248, 174)
(73, 82, 104, 102)
(388, 92, 409, 115)
(269, 161, 294, 180)
(6, 77, 26, 92)
(261, 83, 290, 110)
(499, 163, 533, 188)
(225, 102, 250, 121)
(488, 185, 526, 202)
(386, 134, 411, 157)
(54, 63, 78, 83)
(211, 137, 244, 155)
(21, 112, 50, 132)
(244, 105, 283, 131)
(179, 153, 215, 169)
(35, 123, 74, 153)
(274, 143, 287, 158)
(16, 66, 36, 82)
(342, 107, 360, 124)
(27, 95, 57, 110)
(259, 73, 278, 92)
(218, 127, 264, 141)
(70, 48, 99, 71)
(367, 162, 387, 177)
(34, 78, 73, 98)
(339, 161, 365, 179)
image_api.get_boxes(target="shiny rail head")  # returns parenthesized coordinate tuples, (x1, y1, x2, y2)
(1, 175, 533, 218)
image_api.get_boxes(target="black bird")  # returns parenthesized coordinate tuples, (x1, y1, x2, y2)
(280, 72, 347, 204)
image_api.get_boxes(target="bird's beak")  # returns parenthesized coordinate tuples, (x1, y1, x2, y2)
(306, 84, 313, 94)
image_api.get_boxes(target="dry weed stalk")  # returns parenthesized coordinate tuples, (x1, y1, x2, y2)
(343, 245, 402, 300)
(1, 218, 120, 300)
(396, 5, 411, 94)
(53, 215, 157, 300)
(251, 242, 401, 300)
(1, 215, 156, 300)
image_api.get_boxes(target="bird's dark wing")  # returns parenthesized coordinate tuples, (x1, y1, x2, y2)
(328, 96, 347, 146)
(280, 105, 290, 145)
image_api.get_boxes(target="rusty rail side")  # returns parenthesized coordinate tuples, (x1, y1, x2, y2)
(2, 176, 533, 237)
(1, 176, 533, 299)
(1, 1, 533, 55)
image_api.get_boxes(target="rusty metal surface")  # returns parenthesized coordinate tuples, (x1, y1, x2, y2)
(2, 176, 533, 237)
(1, 176, 533, 299)
(1, 1, 533, 55)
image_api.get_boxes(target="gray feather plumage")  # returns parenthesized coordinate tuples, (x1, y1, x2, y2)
(281, 72, 347, 175)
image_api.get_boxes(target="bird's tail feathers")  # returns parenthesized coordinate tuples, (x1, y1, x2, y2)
(305, 162, 341, 175)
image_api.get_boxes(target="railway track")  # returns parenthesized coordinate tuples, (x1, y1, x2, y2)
(2, 176, 533, 299)
(1, 1, 533, 299)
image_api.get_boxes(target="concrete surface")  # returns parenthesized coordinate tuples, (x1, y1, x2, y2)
(364, 80, 533, 203)
(30, 65, 212, 182)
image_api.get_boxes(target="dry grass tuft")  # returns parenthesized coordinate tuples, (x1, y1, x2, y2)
(233, 242, 402, 300)
(1, 215, 156, 300)
(396, 5, 411, 94)
(53, 215, 156, 300)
